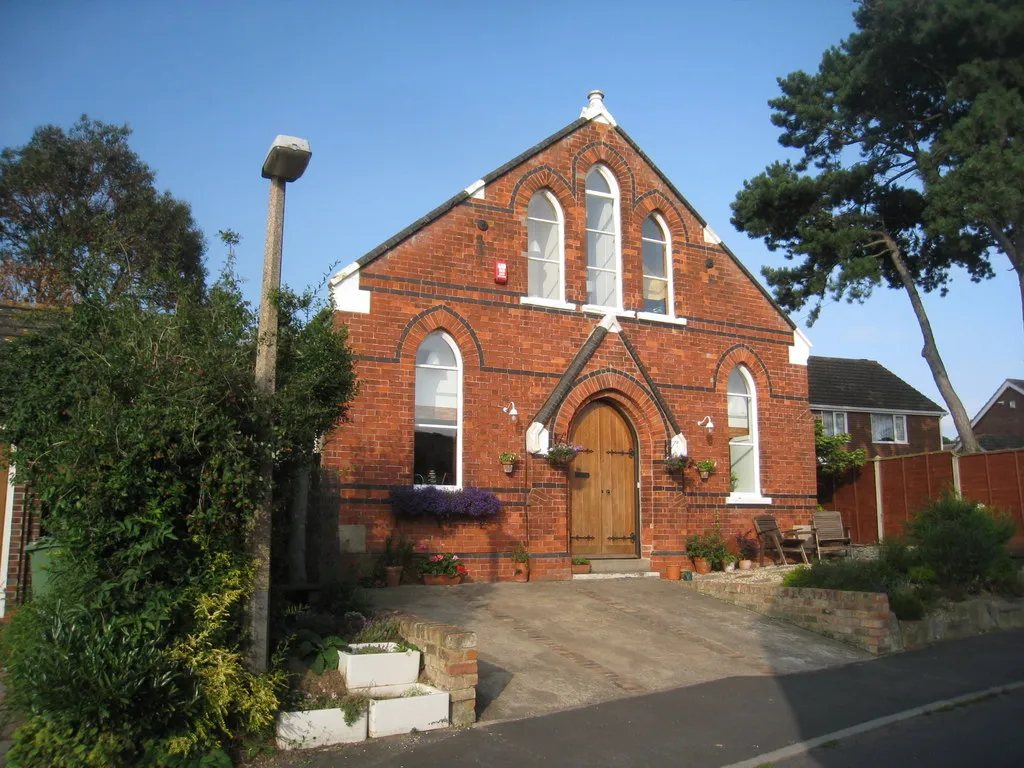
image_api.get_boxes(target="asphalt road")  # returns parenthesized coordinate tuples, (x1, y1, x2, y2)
(263, 630, 1024, 768)
(774, 687, 1024, 767)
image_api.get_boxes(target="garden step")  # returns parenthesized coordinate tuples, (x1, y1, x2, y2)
(577, 558, 656, 579)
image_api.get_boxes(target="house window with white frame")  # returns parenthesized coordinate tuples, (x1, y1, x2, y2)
(641, 215, 671, 315)
(585, 166, 620, 308)
(526, 190, 564, 302)
(871, 413, 907, 443)
(414, 331, 462, 486)
(819, 410, 848, 437)
(728, 366, 760, 497)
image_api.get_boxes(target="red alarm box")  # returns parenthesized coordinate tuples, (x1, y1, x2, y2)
(494, 261, 508, 284)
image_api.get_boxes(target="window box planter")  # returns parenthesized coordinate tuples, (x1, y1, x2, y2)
(339, 643, 421, 689)
(423, 573, 463, 586)
(276, 707, 367, 750)
(367, 683, 450, 738)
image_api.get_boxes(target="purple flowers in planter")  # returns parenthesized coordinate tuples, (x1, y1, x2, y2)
(389, 486, 501, 524)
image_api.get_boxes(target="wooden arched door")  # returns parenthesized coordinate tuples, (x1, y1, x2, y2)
(569, 401, 638, 557)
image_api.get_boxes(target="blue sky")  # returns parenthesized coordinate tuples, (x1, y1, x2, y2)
(2, 1, 1017, 435)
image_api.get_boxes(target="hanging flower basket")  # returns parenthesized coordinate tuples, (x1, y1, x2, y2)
(664, 455, 691, 474)
(546, 442, 583, 467)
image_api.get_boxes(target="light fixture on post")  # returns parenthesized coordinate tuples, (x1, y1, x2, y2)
(247, 135, 312, 675)
(503, 401, 519, 423)
(697, 416, 714, 433)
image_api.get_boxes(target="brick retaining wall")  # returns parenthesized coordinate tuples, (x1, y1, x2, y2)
(391, 613, 477, 727)
(685, 581, 902, 655)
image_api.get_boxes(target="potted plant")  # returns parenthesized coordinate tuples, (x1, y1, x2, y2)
(722, 553, 738, 572)
(686, 529, 727, 575)
(511, 542, 530, 582)
(736, 530, 758, 569)
(545, 439, 583, 467)
(663, 455, 691, 474)
(571, 556, 591, 575)
(694, 459, 717, 481)
(663, 562, 682, 580)
(380, 534, 414, 587)
(499, 451, 518, 475)
(418, 552, 468, 585)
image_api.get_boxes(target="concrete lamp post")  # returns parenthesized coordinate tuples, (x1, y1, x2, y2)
(247, 135, 311, 674)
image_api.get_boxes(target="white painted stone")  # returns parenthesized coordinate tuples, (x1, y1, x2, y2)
(329, 263, 371, 314)
(703, 225, 722, 244)
(339, 643, 421, 689)
(670, 433, 688, 458)
(464, 179, 486, 199)
(368, 683, 450, 737)
(580, 89, 617, 126)
(788, 327, 812, 366)
(526, 422, 549, 455)
(276, 707, 367, 750)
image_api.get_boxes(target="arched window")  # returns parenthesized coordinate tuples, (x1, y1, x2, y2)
(727, 366, 760, 498)
(585, 165, 621, 309)
(641, 214, 671, 315)
(414, 331, 462, 487)
(526, 190, 564, 301)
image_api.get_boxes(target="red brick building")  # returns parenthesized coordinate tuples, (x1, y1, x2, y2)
(808, 356, 946, 459)
(970, 379, 1024, 451)
(321, 92, 817, 580)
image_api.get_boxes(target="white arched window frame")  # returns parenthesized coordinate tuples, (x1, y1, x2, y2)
(525, 190, 565, 304)
(726, 366, 771, 504)
(584, 165, 622, 311)
(414, 331, 463, 488)
(639, 213, 674, 319)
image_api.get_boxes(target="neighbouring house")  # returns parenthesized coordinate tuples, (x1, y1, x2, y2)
(808, 356, 946, 459)
(0, 302, 47, 617)
(320, 91, 817, 581)
(968, 379, 1024, 451)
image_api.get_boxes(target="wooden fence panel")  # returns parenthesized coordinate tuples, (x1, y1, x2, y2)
(959, 449, 1024, 553)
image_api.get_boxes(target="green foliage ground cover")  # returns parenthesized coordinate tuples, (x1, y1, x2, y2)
(784, 494, 1020, 620)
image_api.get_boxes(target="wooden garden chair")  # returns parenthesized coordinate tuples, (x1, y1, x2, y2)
(752, 515, 810, 566)
(810, 510, 852, 560)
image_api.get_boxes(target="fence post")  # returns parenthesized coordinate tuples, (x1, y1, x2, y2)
(951, 452, 962, 496)
(874, 458, 884, 542)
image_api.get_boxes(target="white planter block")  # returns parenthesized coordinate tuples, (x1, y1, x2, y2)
(368, 683, 450, 737)
(339, 642, 421, 688)
(276, 707, 367, 750)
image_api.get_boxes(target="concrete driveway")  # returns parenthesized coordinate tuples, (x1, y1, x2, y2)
(373, 577, 869, 723)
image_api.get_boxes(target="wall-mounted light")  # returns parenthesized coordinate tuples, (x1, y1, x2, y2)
(697, 416, 714, 433)
(503, 401, 519, 423)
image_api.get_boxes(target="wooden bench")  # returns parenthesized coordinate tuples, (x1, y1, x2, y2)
(753, 515, 810, 566)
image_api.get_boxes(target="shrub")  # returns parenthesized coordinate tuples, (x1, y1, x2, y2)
(906, 493, 1015, 592)
(888, 589, 926, 621)
(686, 530, 729, 568)
(782, 559, 897, 593)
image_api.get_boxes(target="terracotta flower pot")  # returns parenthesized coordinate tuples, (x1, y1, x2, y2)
(691, 557, 711, 575)
(571, 563, 591, 575)
(502, 463, 515, 475)
(664, 564, 682, 581)
(423, 574, 463, 586)
(384, 565, 403, 588)
(739, 559, 753, 570)
(512, 565, 529, 582)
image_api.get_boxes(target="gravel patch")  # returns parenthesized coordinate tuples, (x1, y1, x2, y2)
(693, 565, 800, 584)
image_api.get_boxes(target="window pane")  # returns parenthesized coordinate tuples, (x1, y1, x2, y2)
(642, 239, 666, 278)
(728, 368, 748, 395)
(586, 167, 610, 194)
(415, 368, 458, 425)
(528, 219, 558, 261)
(835, 412, 847, 435)
(871, 414, 893, 441)
(642, 217, 663, 241)
(822, 412, 837, 437)
(586, 195, 614, 232)
(527, 193, 556, 222)
(415, 333, 456, 367)
(415, 428, 456, 485)
(643, 277, 667, 314)
(587, 231, 616, 270)
(529, 258, 560, 300)
(894, 415, 906, 442)
(728, 392, 750, 432)
(587, 268, 617, 307)
(730, 441, 755, 494)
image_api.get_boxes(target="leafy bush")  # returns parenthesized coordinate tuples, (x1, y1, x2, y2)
(686, 530, 729, 568)
(906, 493, 1015, 592)
(388, 486, 501, 523)
(888, 590, 926, 621)
(783, 559, 897, 593)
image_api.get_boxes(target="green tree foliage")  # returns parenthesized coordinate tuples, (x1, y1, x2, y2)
(731, 0, 1023, 453)
(0, 268, 355, 764)
(814, 420, 868, 476)
(0, 116, 206, 306)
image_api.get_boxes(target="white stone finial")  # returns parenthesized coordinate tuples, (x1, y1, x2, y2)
(580, 89, 617, 126)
